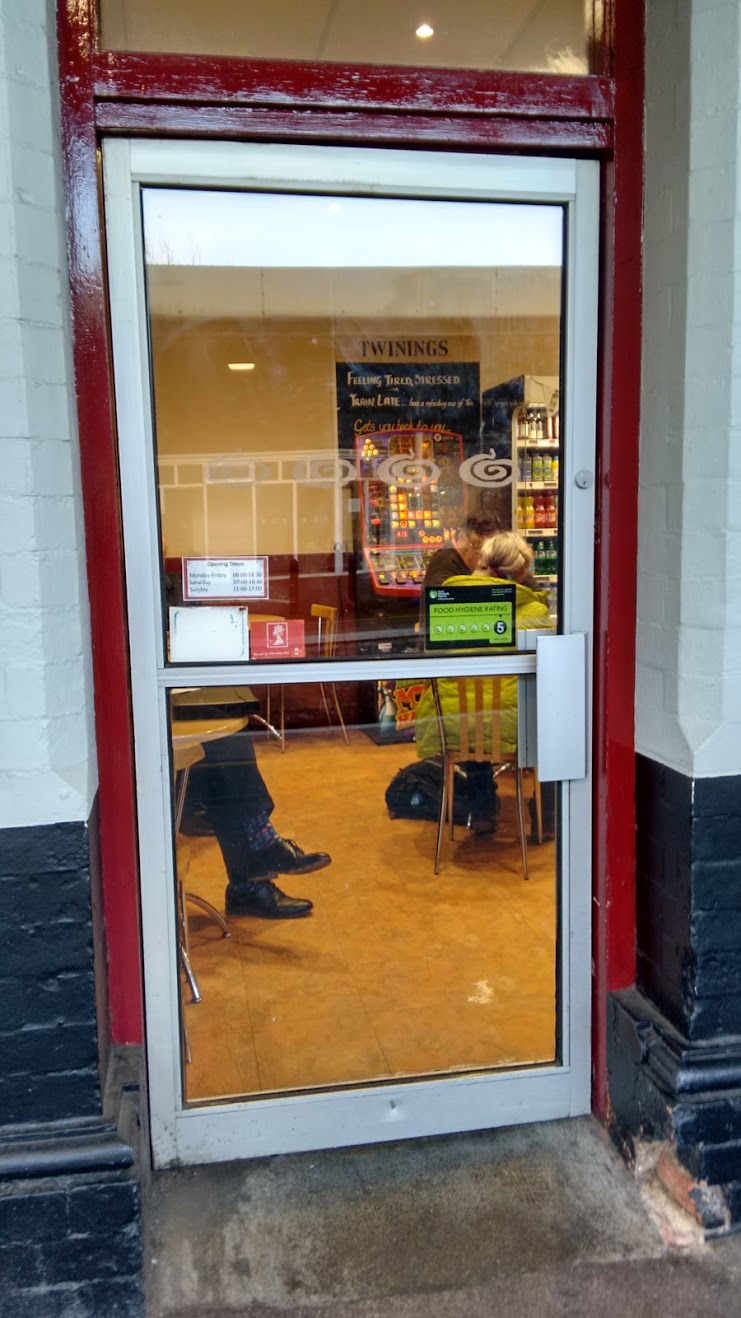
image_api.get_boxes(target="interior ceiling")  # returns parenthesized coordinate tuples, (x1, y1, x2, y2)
(101, 0, 590, 73)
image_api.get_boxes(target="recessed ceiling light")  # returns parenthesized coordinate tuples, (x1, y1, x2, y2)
(416, 23, 434, 39)
(228, 362, 255, 371)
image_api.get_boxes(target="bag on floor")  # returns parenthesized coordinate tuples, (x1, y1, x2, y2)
(385, 758, 470, 824)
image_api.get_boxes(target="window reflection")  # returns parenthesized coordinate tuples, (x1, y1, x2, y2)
(101, 0, 595, 74)
(145, 189, 563, 665)
(170, 677, 558, 1101)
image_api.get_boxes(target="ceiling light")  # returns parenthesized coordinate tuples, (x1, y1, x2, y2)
(228, 362, 255, 371)
(416, 23, 434, 39)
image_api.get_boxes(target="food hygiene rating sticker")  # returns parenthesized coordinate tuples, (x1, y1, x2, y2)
(425, 583, 516, 650)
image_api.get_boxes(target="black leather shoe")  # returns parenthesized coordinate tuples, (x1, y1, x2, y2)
(225, 880, 313, 919)
(251, 837, 331, 877)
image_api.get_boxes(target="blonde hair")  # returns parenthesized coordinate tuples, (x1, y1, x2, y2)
(478, 531, 534, 581)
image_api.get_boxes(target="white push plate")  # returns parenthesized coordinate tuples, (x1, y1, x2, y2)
(535, 632, 587, 782)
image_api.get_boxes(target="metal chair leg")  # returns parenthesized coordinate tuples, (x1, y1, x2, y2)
(249, 713, 282, 747)
(514, 768, 529, 880)
(185, 892, 230, 937)
(264, 688, 286, 751)
(180, 942, 202, 1004)
(331, 683, 350, 745)
(177, 861, 202, 1002)
(319, 682, 333, 729)
(435, 761, 447, 876)
(532, 771, 543, 844)
(181, 1011, 192, 1066)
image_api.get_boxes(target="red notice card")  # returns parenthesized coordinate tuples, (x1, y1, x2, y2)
(249, 619, 306, 659)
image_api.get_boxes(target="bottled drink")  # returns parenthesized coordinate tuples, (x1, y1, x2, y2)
(528, 409, 538, 440)
(535, 496, 546, 529)
(542, 453, 553, 482)
(522, 450, 533, 482)
(525, 497, 535, 529)
(532, 451, 543, 483)
(551, 455, 559, 484)
(516, 496, 526, 530)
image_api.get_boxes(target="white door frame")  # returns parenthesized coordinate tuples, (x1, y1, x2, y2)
(103, 140, 598, 1168)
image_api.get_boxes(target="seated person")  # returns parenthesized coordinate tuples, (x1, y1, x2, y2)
(419, 513, 505, 831)
(166, 563, 327, 920)
(184, 729, 330, 920)
(423, 512, 501, 590)
(415, 531, 552, 833)
(419, 511, 501, 663)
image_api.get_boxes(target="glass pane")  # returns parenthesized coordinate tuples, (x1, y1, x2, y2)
(170, 678, 558, 1102)
(100, 0, 594, 74)
(146, 188, 563, 664)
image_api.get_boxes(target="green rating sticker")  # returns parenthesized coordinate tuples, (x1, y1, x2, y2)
(425, 584, 515, 650)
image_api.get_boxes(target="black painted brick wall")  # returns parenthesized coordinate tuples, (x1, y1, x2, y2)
(636, 756, 741, 1042)
(635, 755, 693, 1031)
(0, 822, 100, 1125)
(0, 1174, 144, 1317)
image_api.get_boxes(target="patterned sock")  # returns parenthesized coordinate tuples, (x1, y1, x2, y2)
(244, 811, 278, 851)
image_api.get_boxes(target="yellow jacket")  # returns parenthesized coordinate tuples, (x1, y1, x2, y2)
(415, 573, 552, 759)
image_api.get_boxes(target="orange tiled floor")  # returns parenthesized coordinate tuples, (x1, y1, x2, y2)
(180, 729, 557, 1102)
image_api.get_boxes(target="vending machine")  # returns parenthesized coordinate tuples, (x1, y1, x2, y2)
(355, 427, 467, 599)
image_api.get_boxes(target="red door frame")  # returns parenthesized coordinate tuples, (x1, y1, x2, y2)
(57, 0, 643, 1116)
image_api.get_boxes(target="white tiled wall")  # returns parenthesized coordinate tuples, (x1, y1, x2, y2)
(637, 0, 741, 777)
(0, 0, 96, 827)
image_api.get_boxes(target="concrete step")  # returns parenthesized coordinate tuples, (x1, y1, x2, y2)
(143, 1116, 741, 1317)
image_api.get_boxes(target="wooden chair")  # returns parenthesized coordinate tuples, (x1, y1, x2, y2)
(431, 676, 529, 879)
(310, 603, 350, 745)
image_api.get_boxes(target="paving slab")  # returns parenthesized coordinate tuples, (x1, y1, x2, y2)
(144, 1116, 735, 1316)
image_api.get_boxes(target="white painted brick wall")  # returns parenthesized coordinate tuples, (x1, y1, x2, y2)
(637, 0, 741, 777)
(0, 0, 97, 827)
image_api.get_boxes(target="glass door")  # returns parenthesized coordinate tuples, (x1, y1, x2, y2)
(104, 141, 598, 1167)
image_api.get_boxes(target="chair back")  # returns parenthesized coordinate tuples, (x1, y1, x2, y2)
(248, 613, 285, 627)
(310, 603, 340, 657)
(435, 677, 505, 763)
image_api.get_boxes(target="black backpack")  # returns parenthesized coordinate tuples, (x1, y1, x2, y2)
(385, 758, 471, 824)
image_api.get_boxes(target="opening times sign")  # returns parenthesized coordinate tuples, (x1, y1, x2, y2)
(336, 350, 480, 451)
(182, 556, 269, 601)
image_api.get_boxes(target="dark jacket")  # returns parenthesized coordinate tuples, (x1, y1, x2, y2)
(423, 544, 468, 588)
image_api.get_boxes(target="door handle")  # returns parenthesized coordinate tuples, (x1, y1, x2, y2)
(533, 632, 587, 782)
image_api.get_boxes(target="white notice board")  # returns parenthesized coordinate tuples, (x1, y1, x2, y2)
(169, 606, 250, 662)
